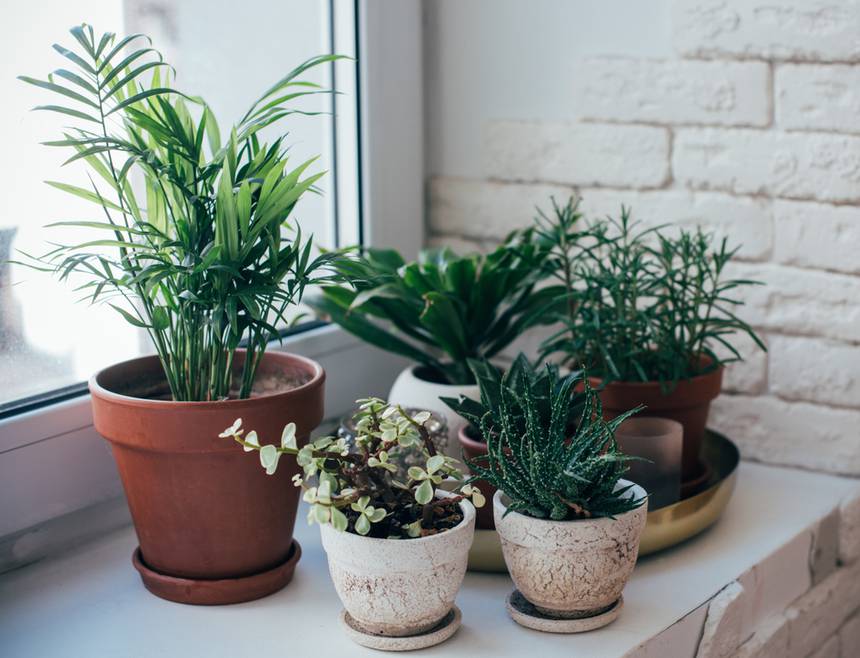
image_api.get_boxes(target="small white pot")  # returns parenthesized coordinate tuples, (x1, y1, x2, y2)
(494, 481, 648, 618)
(320, 499, 476, 637)
(388, 364, 479, 460)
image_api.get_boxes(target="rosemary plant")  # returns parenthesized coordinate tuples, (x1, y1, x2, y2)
(18, 25, 343, 400)
(221, 399, 485, 538)
(464, 360, 644, 520)
(535, 197, 765, 387)
(311, 235, 552, 385)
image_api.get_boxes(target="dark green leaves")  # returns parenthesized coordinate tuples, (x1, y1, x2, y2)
(312, 235, 551, 385)
(453, 357, 645, 521)
(532, 196, 765, 388)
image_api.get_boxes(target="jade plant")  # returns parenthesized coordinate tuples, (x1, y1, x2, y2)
(18, 25, 344, 400)
(533, 197, 765, 388)
(220, 399, 485, 538)
(465, 360, 644, 520)
(310, 235, 553, 385)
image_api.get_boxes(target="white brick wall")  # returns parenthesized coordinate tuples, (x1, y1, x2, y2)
(672, 0, 860, 63)
(776, 64, 860, 134)
(483, 121, 670, 188)
(426, 0, 860, 481)
(773, 200, 860, 275)
(674, 128, 860, 203)
(571, 58, 770, 127)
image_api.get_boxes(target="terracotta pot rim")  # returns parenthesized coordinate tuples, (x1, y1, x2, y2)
(457, 424, 487, 452)
(321, 497, 476, 547)
(590, 364, 723, 390)
(89, 350, 325, 409)
(493, 481, 646, 528)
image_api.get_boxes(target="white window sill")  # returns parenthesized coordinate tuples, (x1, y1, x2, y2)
(1, 461, 857, 657)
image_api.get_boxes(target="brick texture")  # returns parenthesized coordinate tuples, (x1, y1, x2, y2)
(769, 335, 860, 408)
(674, 128, 860, 203)
(577, 188, 772, 262)
(429, 178, 574, 240)
(672, 0, 860, 62)
(776, 64, 860, 134)
(572, 58, 770, 127)
(726, 263, 860, 344)
(483, 120, 670, 189)
(710, 396, 860, 475)
(773, 200, 860, 275)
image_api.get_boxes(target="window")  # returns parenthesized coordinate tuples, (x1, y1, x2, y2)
(0, 0, 357, 413)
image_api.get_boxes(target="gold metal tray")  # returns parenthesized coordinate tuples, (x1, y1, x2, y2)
(467, 430, 740, 571)
(639, 429, 739, 555)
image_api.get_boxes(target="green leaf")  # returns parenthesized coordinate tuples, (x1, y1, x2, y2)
(330, 506, 348, 532)
(108, 303, 148, 328)
(354, 514, 371, 535)
(414, 479, 434, 505)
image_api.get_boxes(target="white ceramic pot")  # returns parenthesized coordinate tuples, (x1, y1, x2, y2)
(320, 499, 476, 637)
(493, 481, 648, 618)
(387, 364, 479, 460)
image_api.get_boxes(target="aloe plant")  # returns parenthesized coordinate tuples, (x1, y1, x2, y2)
(463, 360, 644, 520)
(18, 25, 345, 400)
(441, 354, 585, 442)
(221, 398, 485, 538)
(311, 234, 553, 385)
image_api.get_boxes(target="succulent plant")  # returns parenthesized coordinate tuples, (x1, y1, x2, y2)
(220, 399, 484, 538)
(440, 354, 585, 442)
(455, 358, 645, 521)
(310, 233, 554, 385)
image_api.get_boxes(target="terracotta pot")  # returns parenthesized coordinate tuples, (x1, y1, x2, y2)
(457, 425, 497, 530)
(494, 482, 647, 621)
(320, 497, 475, 638)
(89, 350, 325, 605)
(388, 364, 479, 461)
(591, 363, 723, 481)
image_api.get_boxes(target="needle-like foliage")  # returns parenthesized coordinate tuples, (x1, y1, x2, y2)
(311, 234, 554, 385)
(534, 197, 766, 388)
(454, 356, 645, 521)
(18, 24, 346, 400)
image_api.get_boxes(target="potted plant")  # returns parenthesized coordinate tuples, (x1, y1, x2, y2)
(534, 197, 765, 483)
(311, 238, 551, 456)
(442, 354, 584, 531)
(19, 26, 343, 604)
(469, 362, 647, 632)
(222, 399, 484, 651)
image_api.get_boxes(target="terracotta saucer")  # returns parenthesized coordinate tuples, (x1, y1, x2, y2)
(132, 540, 301, 605)
(506, 590, 623, 633)
(339, 606, 462, 651)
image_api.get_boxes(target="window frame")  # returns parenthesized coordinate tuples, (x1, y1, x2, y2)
(0, 0, 424, 570)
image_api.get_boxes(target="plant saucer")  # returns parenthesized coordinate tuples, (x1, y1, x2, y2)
(339, 606, 462, 651)
(506, 590, 623, 633)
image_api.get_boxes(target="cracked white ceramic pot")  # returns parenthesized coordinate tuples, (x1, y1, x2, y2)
(320, 498, 476, 637)
(493, 480, 648, 619)
(387, 364, 479, 461)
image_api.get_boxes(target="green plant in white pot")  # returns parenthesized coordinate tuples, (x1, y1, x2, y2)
(472, 362, 647, 632)
(223, 398, 484, 651)
(18, 24, 344, 604)
(310, 237, 553, 458)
